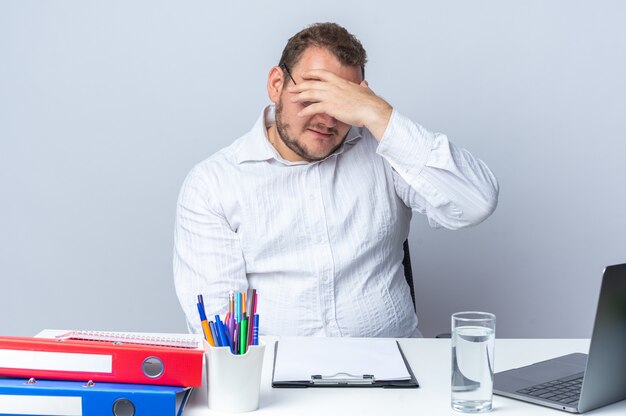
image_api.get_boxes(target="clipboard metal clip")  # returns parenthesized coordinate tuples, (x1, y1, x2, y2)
(310, 373, 375, 385)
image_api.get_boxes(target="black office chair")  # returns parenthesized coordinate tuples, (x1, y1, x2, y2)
(402, 240, 416, 311)
(402, 240, 451, 338)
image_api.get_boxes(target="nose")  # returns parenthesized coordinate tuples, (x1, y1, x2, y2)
(314, 113, 337, 128)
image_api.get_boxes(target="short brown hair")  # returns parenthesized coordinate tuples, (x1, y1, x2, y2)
(278, 22, 367, 78)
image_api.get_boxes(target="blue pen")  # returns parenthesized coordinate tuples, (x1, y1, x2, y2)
(196, 302, 215, 345)
(196, 302, 208, 322)
(212, 320, 223, 347)
(209, 321, 220, 346)
(215, 315, 231, 349)
(220, 318, 233, 353)
(253, 314, 259, 346)
(214, 315, 223, 346)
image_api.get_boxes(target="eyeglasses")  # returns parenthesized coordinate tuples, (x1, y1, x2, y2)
(280, 63, 297, 85)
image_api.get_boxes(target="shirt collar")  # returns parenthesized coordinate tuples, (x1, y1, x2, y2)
(235, 105, 363, 165)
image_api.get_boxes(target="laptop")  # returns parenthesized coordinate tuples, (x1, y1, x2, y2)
(494, 263, 626, 413)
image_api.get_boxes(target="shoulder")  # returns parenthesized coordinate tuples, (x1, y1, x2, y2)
(186, 135, 249, 187)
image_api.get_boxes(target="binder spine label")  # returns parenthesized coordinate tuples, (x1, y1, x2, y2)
(0, 394, 82, 415)
(0, 349, 112, 373)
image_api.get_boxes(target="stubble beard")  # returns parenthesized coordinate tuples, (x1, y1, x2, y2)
(274, 98, 342, 162)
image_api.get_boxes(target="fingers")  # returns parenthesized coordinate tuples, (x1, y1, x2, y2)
(296, 102, 327, 118)
(289, 88, 326, 105)
(287, 80, 328, 95)
(300, 69, 342, 82)
(287, 69, 356, 93)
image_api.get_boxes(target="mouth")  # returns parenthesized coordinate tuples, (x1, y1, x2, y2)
(307, 128, 334, 139)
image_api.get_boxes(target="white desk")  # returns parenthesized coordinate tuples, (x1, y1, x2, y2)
(186, 337, 626, 415)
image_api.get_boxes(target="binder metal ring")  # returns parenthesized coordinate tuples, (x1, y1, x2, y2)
(113, 398, 136, 416)
(142, 356, 164, 378)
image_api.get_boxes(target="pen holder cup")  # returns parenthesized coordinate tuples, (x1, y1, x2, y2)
(205, 342, 265, 413)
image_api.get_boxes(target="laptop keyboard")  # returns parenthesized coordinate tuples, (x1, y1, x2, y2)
(516, 373, 584, 407)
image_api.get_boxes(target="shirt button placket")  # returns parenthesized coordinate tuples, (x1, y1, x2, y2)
(315, 163, 338, 335)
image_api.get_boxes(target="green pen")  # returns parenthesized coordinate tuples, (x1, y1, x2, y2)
(240, 318, 248, 355)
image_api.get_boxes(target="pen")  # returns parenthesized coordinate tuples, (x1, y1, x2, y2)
(215, 315, 231, 349)
(214, 315, 225, 347)
(239, 292, 243, 321)
(209, 321, 219, 346)
(249, 289, 256, 319)
(253, 291, 258, 315)
(235, 292, 241, 323)
(196, 302, 215, 346)
(253, 314, 259, 346)
(214, 315, 228, 347)
(227, 314, 235, 348)
(229, 291, 234, 318)
(240, 318, 248, 355)
(247, 289, 256, 346)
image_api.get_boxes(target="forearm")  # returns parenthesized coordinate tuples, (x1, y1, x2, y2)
(378, 110, 499, 229)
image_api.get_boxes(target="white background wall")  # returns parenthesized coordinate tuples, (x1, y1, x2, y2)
(1, 0, 625, 338)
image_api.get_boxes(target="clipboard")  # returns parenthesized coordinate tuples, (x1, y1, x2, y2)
(271, 337, 419, 388)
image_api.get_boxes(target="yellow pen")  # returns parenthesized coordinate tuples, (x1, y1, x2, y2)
(197, 301, 215, 346)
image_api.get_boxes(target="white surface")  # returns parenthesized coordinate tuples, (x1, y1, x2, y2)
(273, 337, 410, 382)
(184, 337, 626, 415)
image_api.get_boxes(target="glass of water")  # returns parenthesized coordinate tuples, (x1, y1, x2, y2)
(451, 311, 496, 413)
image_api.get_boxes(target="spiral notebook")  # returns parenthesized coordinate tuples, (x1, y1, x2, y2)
(14, 329, 207, 387)
(54, 330, 200, 349)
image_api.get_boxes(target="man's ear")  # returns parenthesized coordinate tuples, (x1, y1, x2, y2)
(267, 66, 285, 103)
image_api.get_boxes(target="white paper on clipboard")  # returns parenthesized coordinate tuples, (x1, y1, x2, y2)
(273, 337, 411, 383)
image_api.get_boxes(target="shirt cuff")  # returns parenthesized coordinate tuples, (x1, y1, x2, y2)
(375, 109, 435, 182)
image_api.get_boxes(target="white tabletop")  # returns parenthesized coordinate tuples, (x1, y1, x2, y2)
(186, 337, 626, 415)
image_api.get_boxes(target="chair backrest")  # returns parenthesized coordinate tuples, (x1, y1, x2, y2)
(402, 240, 416, 311)
(403, 241, 451, 337)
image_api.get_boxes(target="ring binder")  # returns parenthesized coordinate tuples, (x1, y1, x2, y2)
(0, 378, 191, 416)
(311, 373, 375, 385)
(0, 334, 204, 387)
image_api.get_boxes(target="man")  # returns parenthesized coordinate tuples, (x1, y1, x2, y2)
(174, 23, 498, 338)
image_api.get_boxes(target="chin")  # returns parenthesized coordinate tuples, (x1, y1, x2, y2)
(308, 145, 335, 157)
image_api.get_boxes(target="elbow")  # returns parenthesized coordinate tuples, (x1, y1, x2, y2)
(472, 191, 499, 226)
(435, 187, 499, 230)
(459, 186, 499, 228)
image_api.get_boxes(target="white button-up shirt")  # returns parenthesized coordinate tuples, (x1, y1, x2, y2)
(174, 106, 498, 337)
